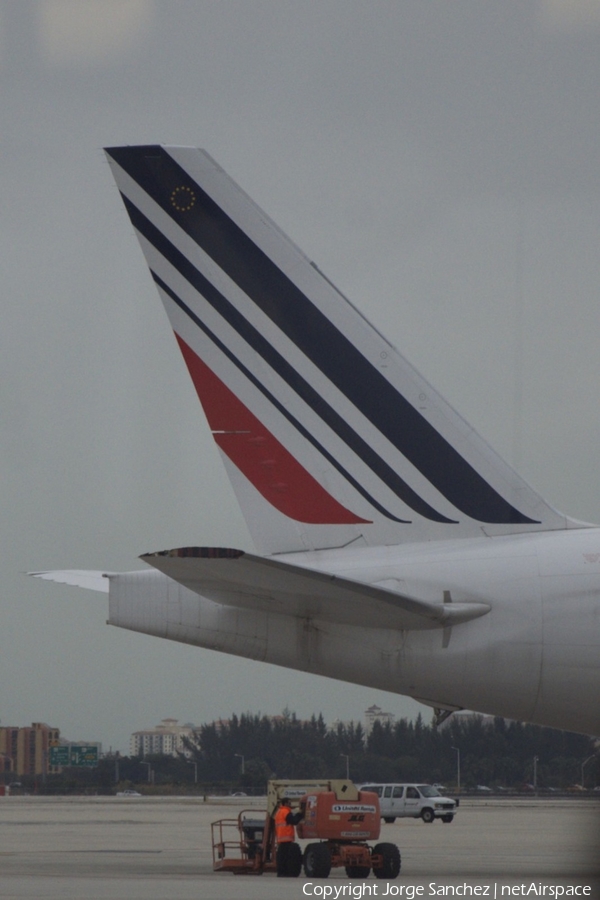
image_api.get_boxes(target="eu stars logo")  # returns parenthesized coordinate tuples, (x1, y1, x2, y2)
(170, 185, 196, 211)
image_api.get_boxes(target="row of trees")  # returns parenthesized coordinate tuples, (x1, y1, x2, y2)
(16, 711, 598, 794)
(189, 711, 598, 790)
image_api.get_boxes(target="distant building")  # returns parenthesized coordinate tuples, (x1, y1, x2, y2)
(212, 718, 231, 733)
(364, 704, 395, 735)
(0, 723, 61, 776)
(129, 719, 197, 758)
(0, 753, 12, 777)
(329, 718, 358, 734)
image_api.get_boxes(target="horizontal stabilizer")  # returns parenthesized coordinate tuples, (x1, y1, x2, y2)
(140, 547, 490, 631)
(29, 570, 109, 593)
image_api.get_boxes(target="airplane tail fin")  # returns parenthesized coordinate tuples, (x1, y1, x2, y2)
(105, 145, 575, 554)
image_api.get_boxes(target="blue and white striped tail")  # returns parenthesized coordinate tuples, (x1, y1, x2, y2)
(105, 145, 570, 554)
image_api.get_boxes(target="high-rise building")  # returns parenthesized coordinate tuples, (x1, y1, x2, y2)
(129, 719, 197, 758)
(0, 723, 60, 776)
(364, 704, 395, 735)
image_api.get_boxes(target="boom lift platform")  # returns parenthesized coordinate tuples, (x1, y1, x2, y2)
(211, 779, 401, 878)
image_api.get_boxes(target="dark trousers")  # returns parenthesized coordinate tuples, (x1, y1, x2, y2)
(276, 841, 296, 877)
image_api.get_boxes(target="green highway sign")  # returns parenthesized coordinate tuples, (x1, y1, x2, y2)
(49, 746, 70, 766)
(49, 744, 98, 767)
(69, 745, 98, 767)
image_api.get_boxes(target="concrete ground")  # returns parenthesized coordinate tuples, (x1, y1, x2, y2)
(0, 796, 598, 900)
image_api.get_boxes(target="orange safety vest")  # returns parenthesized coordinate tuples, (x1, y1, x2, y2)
(274, 804, 295, 842)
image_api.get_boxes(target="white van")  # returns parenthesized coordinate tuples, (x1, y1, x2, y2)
(359, 783, 457, 824)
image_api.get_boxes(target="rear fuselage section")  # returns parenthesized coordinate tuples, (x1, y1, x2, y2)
(107, 528, 600, 734)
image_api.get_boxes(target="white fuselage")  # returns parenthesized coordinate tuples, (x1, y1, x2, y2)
(108, 527, 600, 735)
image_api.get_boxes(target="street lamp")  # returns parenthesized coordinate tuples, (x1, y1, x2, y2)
(340, 754, 350, 779)
(451, 747, 461, 794)
(234, 753, 245, 776)
(581, 754, 596, 790)
(533, 756, 539, 794)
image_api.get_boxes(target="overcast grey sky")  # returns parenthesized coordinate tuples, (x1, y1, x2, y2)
(2, 0, 600, 753)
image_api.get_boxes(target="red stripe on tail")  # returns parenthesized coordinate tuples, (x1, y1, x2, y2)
(175, 334, 370, 525)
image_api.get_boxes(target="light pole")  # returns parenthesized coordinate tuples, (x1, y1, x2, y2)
(234, 753, 245, 776)
(533, 756, 539, 794)
(581, 754, 596, 790)
(340, 754, 350, 779)
(189, 760, 198, 783)
(451, 747, 461, 794)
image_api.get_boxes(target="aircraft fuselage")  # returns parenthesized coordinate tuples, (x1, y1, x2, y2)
(108, 527, 600, 735)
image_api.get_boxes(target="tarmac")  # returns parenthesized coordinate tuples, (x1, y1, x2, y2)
(0, 795, 598, 900)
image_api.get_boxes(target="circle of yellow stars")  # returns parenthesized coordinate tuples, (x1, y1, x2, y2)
(170, 185, 196, 212)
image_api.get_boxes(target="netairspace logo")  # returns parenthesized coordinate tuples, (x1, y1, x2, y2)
(301, 885, 593, 899)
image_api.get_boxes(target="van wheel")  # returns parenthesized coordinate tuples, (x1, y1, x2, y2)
(372, 842, 401, 879)
(441, 814, 454, 823)
(383, 817, 396, 824)
(421, 808, 435, 823)
(303, 842, 331, 878)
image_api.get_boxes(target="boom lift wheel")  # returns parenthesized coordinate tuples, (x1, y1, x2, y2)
(303, 842, 332, 878)
(372, 842, 401, 879)
(346, 865, 372, 878)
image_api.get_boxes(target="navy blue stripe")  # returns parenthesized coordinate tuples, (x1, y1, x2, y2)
(107, 145, 537, 525)
(124, 195, 451, 523)
(151, 272, 411, 524)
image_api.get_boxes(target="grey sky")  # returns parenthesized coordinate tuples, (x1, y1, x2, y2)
(2, 0, 600, 753)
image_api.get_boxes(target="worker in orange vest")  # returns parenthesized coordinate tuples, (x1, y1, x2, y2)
(274, 798, 303, 877)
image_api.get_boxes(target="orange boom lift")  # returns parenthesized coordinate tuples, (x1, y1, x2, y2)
(211, 779, 401, 878)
